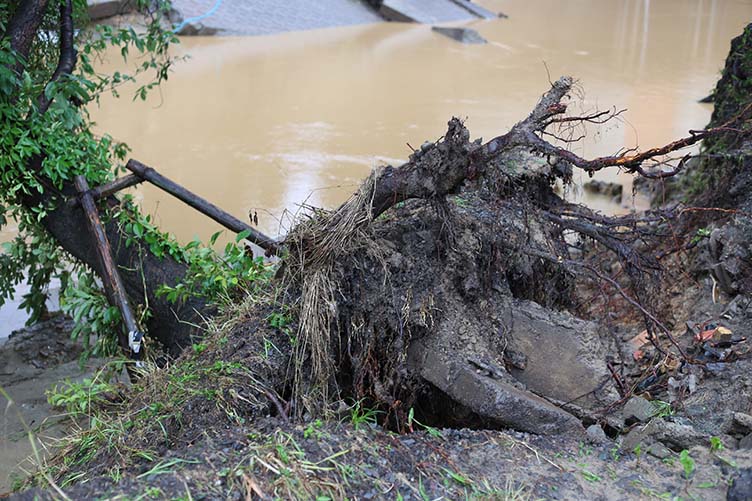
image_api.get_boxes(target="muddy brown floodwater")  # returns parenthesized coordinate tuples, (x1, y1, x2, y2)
(1, 0, 751, 247)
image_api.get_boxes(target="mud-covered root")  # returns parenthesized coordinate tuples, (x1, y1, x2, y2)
(282, 170, 387, 414)
(281, 118, 480, 416)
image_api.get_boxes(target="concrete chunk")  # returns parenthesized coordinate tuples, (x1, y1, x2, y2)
(380, 0, 476, 23)
(586, 424, 609, 444)
(87, 0, 134, 20)
(412, 342, 585, 435)
(622, 396, 658, 423)
(432, 26, 487, 44)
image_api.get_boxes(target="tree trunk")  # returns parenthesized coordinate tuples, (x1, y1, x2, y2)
(4, 3, 207, 357)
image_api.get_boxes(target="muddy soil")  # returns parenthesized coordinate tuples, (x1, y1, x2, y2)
(6, 295, 752, 500)
(10, 205, 751, 501)
(6, 216, 752, 500)
(0, 315, 112, 494)
(13, 417, 752, 500)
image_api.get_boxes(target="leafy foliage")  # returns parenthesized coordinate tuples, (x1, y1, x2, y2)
(0, 0, 178, 319)
(157, 230, 273, 304)
(60, 270, 122, 359)
(1, 1, 266, 360)
(47, 376, 116, 416)
(679, 449, 695, 479)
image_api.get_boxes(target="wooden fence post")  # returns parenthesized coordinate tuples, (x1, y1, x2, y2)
(74, 175, 144, 362)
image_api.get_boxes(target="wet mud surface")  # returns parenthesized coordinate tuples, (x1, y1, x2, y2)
(0, 315, 109, 494)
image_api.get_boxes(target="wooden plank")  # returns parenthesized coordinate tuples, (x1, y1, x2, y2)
(67, 173, 144, 207)
(74, 175, 144, 360)
(126, 159, 279, 254)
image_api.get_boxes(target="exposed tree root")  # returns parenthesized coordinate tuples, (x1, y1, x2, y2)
(277, 75, 752, 431)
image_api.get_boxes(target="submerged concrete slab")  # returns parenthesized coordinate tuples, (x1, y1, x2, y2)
(380, 0, 476, 23)
(449, 0, 497, 19)
(411, 342, 585, 435)
(171, 0, 383, 36)
(432, 26, 487, 44)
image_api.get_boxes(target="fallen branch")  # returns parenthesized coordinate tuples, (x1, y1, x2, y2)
(340, 77, 751, 225)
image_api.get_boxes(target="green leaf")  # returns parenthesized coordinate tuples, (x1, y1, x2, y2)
(235, 229, 251, 242)
(679, 450, 695, 478)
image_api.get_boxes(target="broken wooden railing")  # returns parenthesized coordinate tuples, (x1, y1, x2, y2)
(71, 159, 279, 361)
(125, 160, 279, 253)
(75, 175, 145, 363)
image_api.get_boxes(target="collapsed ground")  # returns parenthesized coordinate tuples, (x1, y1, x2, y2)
(7, 22, 752, 501)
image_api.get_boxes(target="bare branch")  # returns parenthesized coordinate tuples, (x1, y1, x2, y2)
(481, 78, 752, 179)
(331, 76, 749, 228)
(527, 247, 689, 361)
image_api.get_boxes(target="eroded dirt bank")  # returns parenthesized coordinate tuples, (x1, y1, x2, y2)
(9, 21, 752, 501)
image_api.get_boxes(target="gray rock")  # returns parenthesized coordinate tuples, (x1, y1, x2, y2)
(739, 433, 752, 449)
(432, 26, 487, 44)
(709, 224, 750, 295)
(621, 424, 650, 452)
(731, 412, 752, 435)
(647, 442, 672, 459)
(650, 419, 708, 451)
(87, 0, 134, 20)
(586, 424, 609, 444)
(668, 375, 697, 404)
(622, 396, 657, 423)
(621, 419, 707, 452)
(728, 468, 752, 501)
(583, 180, 624, 198)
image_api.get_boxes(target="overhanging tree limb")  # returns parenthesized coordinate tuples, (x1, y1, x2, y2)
(37, 0, 75, 114)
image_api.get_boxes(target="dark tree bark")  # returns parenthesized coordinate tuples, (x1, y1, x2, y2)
(37, 0, 75, 114)
(5, 0, 50, 64)
(27, 173, 207, 356)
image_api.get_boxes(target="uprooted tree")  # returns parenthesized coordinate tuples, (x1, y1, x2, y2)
(273, 67, 752, 432)
(3, 1, 752, 437)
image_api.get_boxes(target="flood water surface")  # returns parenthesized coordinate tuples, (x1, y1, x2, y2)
(4, 1, 752, 244)
(75, 0, 752, 245)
